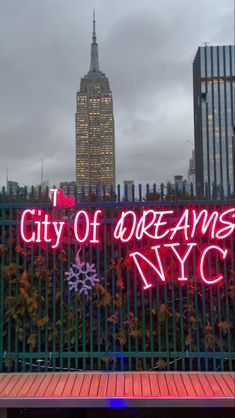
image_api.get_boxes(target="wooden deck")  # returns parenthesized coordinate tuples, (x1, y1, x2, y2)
(0, 372, 234, 409)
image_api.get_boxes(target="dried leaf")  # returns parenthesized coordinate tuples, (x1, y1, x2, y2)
(20, 271, 30, 289)
(156, 359, 166, 370)
(116, 278, 124, 289)
(15, 244, 29, 256)
(185, 334, 192, 346)
(217, 321, 229, 335)
(0, 244, 5, 254)
(160, 304, 165, 314)
(27, 334, 37, 351)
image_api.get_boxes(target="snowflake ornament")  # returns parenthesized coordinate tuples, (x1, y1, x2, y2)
(65, 251, 99, 295)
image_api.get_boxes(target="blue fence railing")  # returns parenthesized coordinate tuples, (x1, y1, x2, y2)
(0, 183, 234, 372)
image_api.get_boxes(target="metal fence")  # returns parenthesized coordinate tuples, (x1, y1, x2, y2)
(0, 183, 234, 372)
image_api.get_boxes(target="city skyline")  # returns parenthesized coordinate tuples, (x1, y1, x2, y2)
(0, 0, 234, 188)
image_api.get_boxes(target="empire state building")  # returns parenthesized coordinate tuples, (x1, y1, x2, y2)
(75, 12, 115, 195)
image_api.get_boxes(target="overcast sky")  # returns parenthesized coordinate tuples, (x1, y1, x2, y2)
(0, 0, 234, 188)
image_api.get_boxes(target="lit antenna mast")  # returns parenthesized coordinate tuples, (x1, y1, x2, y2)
(41, 157, 44, 184)
(6, 165, 8, 188)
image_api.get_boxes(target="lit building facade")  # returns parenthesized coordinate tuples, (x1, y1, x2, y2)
(75, 13, 115, 195)
(193, 45, 235, 197)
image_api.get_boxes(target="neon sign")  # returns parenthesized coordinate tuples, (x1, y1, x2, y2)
(19, 188, 235, 289)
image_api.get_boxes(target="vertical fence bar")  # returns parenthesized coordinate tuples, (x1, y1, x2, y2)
(110, 185, 117, 370)
(73, 187, 79, 371)
(21, 186, 28, 372)
(37, 187, 42, 371)
(139, 184, 147, 370)
(192, 232, 201, 370)
(59, 203, 64, 371)
(14, 187, 20, 372)
(0, 187, 5, 372)
(163, 197, 170, 371)
(148, 251, 154, 370)
(7, 187, 13, 371)
(170, 237, 177, 371)
(27, 187, 33, 371)
(207, 202, 216, 370)
(82, 222, 86, 370)
(89, 205, 94, 371)
(96, 187, 101, 369)
(52, 235, 57, 371)
(178, 269, 185, 371)
(131, 185, 140, 370)
(223, 206, 233, 371)
(102, 184, 109, 371)
(44, 187, 49, 371)
(117, 184, 124, 370)
(216, 240, 223, 371)
(228, 218, 234, 371)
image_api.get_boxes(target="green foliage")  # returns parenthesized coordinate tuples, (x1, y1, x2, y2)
(0, 238, 234, 371)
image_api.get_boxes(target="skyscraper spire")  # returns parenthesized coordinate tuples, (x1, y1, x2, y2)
(92, 8, 96, 43)
(89, 8, 100, 73)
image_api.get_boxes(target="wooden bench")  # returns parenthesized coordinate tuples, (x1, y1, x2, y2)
(0, 371, 234, 416)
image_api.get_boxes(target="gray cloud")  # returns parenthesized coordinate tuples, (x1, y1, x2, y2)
(0, 0, 234, 188)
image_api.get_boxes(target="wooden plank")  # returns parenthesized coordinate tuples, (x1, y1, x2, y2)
(26, 374, 45, 397)
(224, 373, 235, 388)
(97, 374, 108, 397)
(189, 373, 205, 397)
(172, 373, 188, 397)
(204, 374, 223, 397)
(124, 374, 133, 397)
(148, 373, 159, 397)
(133, 372, 142, 397)
(141, 374, 151, 396)
(53, 373, 69, 397)
(70, 373, 85, 397)
(164, 374, 178, 397)
(80, 374, 93, 397)
(116, 374, 125, 397)
(89, 373, 101, 397)
(213, 374, 233, 397)
(0, 375, 14, 393)
(197, 373, 214, 397)
(62, 373, 77, 397)
(220, 374, 235, 396)
(45, 374, 63, 397)
(35, 374, 54, 397)
(7, 374, 29, 396)
(106, 373, 116, 397)
(156, 373, 169, 397)
(0, 374, 21, 396)
(180, 373, 197, 397)
(15, 373, 37, 397)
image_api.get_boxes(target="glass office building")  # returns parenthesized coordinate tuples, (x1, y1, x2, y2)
(193, 45, 235, 197)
